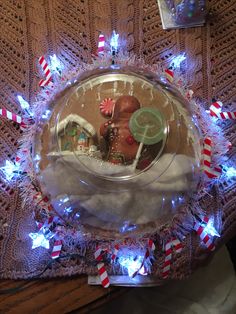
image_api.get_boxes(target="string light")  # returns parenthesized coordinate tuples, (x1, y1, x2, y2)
(110, 30, 119, 52)
(0, 160, 21, 181)
(170, 53, 186, 69)
(17, 95, 33, 116)
(223, 166, 236, 179)
(41, 110, 51, 120)
(49, 54, 63, 75)
(29, 232, 50, 249)
(119, 255, 144, 277)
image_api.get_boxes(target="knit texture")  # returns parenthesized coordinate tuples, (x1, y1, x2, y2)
(0, 0, 235, 280)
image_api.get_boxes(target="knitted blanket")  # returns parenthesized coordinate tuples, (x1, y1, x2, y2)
(0, 0, 235, 280)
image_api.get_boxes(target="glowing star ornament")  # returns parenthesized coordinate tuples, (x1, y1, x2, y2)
(204, 218, 220, 237)
(29, 232, 50, 249)
(0, 160, 21, 181)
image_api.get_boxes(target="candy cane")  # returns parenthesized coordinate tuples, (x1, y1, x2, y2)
(209, 101, 223, 117)
(193, 220, 215, 251)
(162, 241, 172, 279)
(214, 111, 236, 119)
(0, 108, 22, 124)
(165, 68, 174, 83)
(202, 137, 221, 179)
(210, 101, 236, 120)
(0, 108, 27, 131)
(51, 239, 63, 259)
(39, 56, 53, 87)
(162, 238, 182, 279)
(94, 247, 110, 288)
(97, 34, 105, 55)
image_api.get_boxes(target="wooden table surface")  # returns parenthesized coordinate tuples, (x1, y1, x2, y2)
(0, 276, 127, 313)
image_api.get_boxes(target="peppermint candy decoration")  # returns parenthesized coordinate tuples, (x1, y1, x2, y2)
(99, 98, 115, 117)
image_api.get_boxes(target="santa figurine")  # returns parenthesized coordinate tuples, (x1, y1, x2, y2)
(100, 95, 141, 164)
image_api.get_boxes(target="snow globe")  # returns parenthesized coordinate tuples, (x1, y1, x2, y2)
(33, 66, 202, 238)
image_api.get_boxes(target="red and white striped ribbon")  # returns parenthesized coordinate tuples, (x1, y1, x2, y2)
(202, 137, 221, 179)
(165, 68, 174, 83)
(194, 219, 215, 251)
(94, 247, 110, 288)
(162, 237, 182, 279)
(97, 34, 105, 55)
(111, 244, 119, 262)
(210, 101, 236, 120)
(39, 56, 53, 87)
(51, 239, 63, 259)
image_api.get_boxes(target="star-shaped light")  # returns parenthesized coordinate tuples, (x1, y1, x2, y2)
(119, 255, 144, 277)
(204, 219, 220, 237)
(29, 232, 50, 249)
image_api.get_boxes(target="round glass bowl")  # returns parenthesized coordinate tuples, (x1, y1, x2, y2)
(33, 66, 202, 237)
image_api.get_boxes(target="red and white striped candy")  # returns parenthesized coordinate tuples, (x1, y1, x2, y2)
(162, 238, 182, 279)
(214, 111, 236, 119)
(39, 56, 53, 87)
(51, 239, 62, 259)
(165, 68, 174, 83)
(171, 237, 183, 253)
(209, 101, 223, 117)
(97, 34, 105, 55)
(162, 240, 172, 279)
(95, 247, 110, 288)
(194, 220, 215, 251)
(99, 98, 115, 117)
(202, 137, 221, 179)
(111, 244, 119, 262)
(0, 108, 22, 124)
(210, 101, 236, 120)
